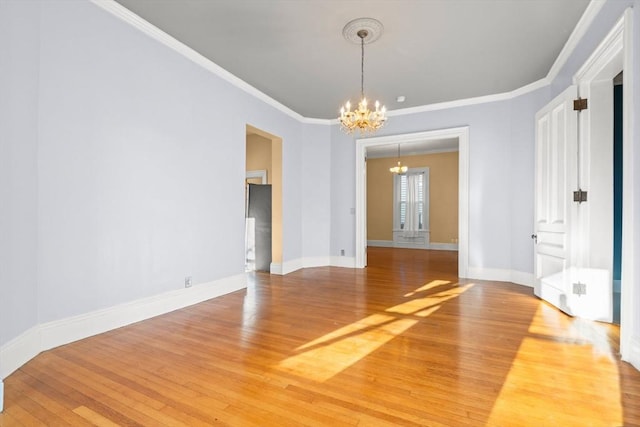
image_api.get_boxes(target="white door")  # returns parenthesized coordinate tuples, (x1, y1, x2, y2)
(534, 86, 577, 310)
(534, 86, 612, 321)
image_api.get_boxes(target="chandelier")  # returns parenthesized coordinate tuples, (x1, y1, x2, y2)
(339, 19, 387, 135)
(389, 144, 408, 174)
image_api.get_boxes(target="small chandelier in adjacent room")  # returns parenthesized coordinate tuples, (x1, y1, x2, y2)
(389, 144, 408, 174)
(339, 18, 387, 135)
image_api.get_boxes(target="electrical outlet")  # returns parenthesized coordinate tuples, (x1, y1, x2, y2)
(185, 276, 192, 288)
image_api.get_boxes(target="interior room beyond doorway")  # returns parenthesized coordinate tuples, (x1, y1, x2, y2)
(366, 144, 459, 252)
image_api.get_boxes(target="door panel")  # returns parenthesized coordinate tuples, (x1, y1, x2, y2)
(534, 86, 612, 322)
(534, 86, 576, 303)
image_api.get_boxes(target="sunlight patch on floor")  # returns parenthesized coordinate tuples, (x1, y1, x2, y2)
(277, 317, 418, 382)
(404, 279, 451, 297)
(276, 281, 474, 382)
(296, 313, 396, 351)
(389, 283, 474, 315)
(528, 302, 617, 360)
(487, 303, 622, 426)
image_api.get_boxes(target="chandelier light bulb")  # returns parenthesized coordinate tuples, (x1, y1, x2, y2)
(389, 161, 408, 174)
(389, 144, 407, 174)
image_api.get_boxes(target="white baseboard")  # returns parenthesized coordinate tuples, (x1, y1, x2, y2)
(428, 243, 459, 251)
(330, 256, 356, 268)
(1, 274, 247, 380)
(271, 256, 355, 274)
(467, 267, 534, 288)
(367, 240, 458, 251)
(271, 259, 532, 289)
(269, 263, 283, 275)
(390, 242, 428, 250)
(367, 240, 393, 247)
(625, 335, 640, 371)
(0, 326, 41, 380)
(0, 379, 3, 412)
(510, 270, 535, 287)
(302, 256, 332, 269)
(271, 257, 329, 275)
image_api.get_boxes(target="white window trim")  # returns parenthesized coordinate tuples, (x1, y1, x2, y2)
(392, 167, 430, 232)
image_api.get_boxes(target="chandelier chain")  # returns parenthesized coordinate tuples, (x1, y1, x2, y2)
(361, 35, 365, 98)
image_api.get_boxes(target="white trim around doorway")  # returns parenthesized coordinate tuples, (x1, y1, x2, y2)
(355, 127, 469, 278)
(572, 8, 637, 367)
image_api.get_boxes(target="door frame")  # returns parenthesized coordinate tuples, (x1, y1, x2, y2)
(246, 169, 267, 184)
(246, 125, 283, 274)
(354, 127, 469, 278)
(572, 9, 636, 363)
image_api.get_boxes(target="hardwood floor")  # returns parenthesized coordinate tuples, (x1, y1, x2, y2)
(2, 247, 639, 426)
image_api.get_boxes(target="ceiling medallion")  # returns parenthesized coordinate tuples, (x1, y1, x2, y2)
(339, 18, 387, 135)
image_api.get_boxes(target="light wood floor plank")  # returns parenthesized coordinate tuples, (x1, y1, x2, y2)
(2, 247, 639, 426)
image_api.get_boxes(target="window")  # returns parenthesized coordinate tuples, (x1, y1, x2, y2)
(394, 168, 429, 231)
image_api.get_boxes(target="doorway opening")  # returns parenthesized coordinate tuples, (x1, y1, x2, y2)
(245, 125, 282, 273)
(355, 127, 469, 278)
(612, 72, 623, 324)
(569, 9, 635, 362)
(365, 141, 459, 251)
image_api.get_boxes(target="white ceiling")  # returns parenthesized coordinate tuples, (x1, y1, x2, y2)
(113, 0, 590, 120)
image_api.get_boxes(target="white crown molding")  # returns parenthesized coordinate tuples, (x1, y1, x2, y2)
(1, 273, 247, 380)
(547, 0, 607, 81)
(573, 12, 624, 83)
(509, 77, 550, 99)
(90, 0, 305, 122)
(383, 77, 550, 119)
(301, 117, 333, 126)
(92, 0, 596, 125)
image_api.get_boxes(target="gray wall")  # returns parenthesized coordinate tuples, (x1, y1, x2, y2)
(0, 0, 40, 353)
(330, 89, 549, 274)
(302, 124, 331, 259)
(0, 0, 323, 345)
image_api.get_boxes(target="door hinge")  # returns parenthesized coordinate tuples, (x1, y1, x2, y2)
(573, 282, 587, 296)
(573, 189, 588, 203)
(573, 98, 588, 111)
